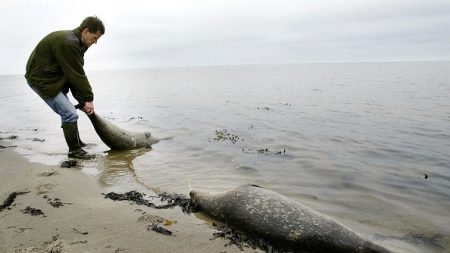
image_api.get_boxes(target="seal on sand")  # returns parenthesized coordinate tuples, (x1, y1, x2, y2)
(190, 184, 392, 253)
(88, 113, 159, 150)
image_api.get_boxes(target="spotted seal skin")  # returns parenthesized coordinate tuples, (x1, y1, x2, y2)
(190, 184, 392, 253)
(88, 113, 159, 150)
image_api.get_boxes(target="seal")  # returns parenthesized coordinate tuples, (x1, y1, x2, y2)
(88, 113, 159, 150)
(190, 184, 392, 253)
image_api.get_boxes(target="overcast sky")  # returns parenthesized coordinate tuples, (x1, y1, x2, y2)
(1, 0, 449, 75)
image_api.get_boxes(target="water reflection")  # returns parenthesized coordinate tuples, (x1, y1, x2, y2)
(98, 148, 151, 186)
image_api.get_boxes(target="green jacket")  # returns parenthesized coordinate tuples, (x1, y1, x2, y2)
(25, 27, 93, 103)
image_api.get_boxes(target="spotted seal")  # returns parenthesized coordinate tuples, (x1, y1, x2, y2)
(88, 113, 158, 150)
(190, 184, 392, 253)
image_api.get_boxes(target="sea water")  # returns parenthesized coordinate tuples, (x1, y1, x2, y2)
(1, 62, 449, 252)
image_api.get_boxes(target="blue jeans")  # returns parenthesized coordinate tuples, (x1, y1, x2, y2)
(28, 82, 78, 124)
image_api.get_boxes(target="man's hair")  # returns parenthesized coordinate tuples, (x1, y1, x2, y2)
(80, 16, 105, 35)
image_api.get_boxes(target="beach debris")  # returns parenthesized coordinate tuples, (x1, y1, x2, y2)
(103, 191, 196, 214)
(72, 227, 89, 235)
(159, 192, 195, 213)
(49, 200, 64, 208)
(46, 197, 64, 208)
(138, 213, 176, 235)
(104, 191, 145, 202)
(70, 240, 88, 245)
(212, 129, 242, 144)
(257, 148, 286, 155)
(242, 148, 287, 156)
(32, 138, 45, 142)
(103, 191, 168, 209)
(21, 206, 45, 216)
(60, 160, 78, 168)
(0, 191, 29, 211)
(424, 174, 429, 179)
(257, 106, 271, 110)
(149, 224, 173, 236)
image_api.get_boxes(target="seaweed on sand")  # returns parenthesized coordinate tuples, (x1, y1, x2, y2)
(0, 191, 29, 211)
(103, 191, 197, 213)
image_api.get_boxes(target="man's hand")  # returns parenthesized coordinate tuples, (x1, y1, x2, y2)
(83, 101, 95, 115)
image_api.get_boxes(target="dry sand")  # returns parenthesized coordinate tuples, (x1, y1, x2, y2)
(0, 141, 260, 253)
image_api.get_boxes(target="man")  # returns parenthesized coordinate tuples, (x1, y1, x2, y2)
(25, 16, 105, 159)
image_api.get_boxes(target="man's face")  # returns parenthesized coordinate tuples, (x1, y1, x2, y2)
(81, 28, 102, 48)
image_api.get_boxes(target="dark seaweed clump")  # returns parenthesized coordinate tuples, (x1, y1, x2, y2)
(49, 199, 64, 208)
(0, 191, 29, 211)
(212, 129, 242, 144)
(22, 206, 45, 216)
(60, 160, 78, 168)
(158, 192, 197, 213)
(149, 224, 173, 236)
(103, 191, 196, 214)
(43, 195, 64, 208)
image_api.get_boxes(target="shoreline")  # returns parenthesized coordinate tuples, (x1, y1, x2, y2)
(0, 141, 259, 253)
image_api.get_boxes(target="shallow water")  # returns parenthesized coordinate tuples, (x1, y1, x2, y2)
(1, 62, 449, 252)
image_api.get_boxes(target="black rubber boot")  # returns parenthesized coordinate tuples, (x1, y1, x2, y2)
(62, 122, 95, 159)
(77, 131, 86, 147)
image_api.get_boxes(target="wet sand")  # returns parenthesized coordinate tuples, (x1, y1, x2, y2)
(0, 141, 259, 253)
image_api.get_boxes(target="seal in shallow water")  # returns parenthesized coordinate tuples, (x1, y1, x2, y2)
(88, 113, 159, 150)
(190, 184, 392, 253)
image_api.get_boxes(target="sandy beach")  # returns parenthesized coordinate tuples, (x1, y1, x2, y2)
(0, 141, 260, 253)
